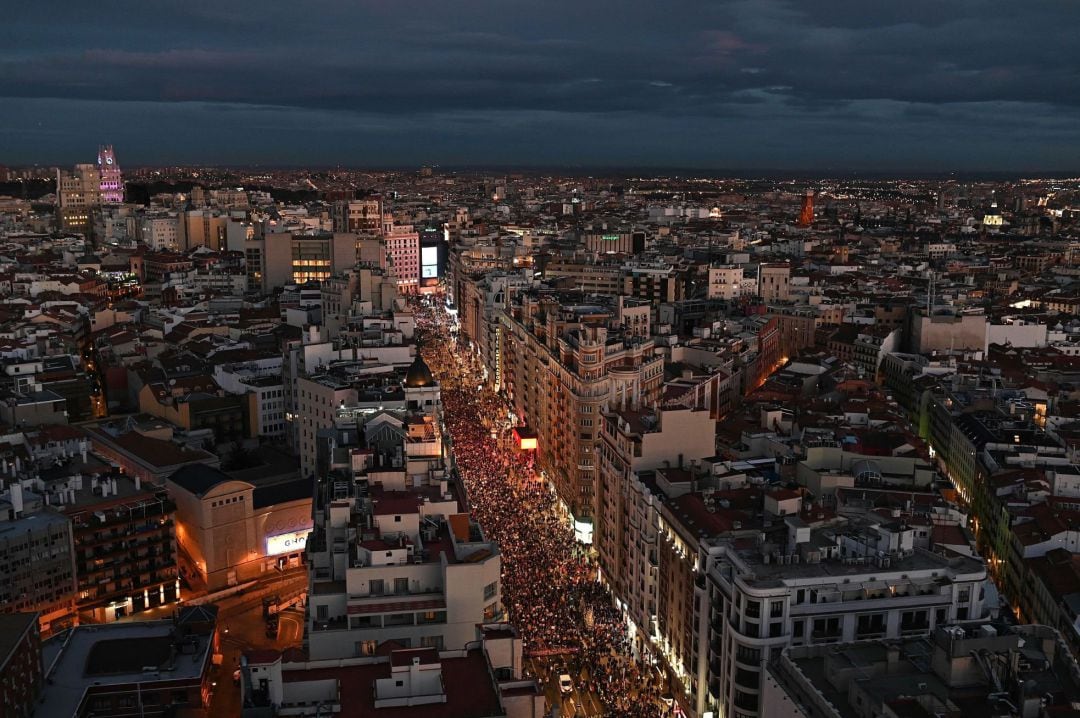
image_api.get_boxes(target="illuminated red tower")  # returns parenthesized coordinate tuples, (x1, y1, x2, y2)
(798, 190, 814, 226)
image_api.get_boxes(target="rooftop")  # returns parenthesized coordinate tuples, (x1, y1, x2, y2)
(39, 615, 213, 718)
(774, 624, 1080, 718)
(0, 613, 37, 667)
(278, 648, 504, 718)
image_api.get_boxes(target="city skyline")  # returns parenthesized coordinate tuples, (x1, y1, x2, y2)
(3, 0, 1080, 172)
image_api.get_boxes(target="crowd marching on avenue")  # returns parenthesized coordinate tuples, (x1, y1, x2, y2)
(414, 299, 678, 718)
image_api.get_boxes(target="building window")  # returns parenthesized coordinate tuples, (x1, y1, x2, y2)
(483, 581, 497, 600)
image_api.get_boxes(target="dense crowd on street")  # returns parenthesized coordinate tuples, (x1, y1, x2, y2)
(414, 300, 677, 718)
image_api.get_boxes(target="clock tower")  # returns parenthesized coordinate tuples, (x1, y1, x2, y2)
(97, 144, 124, 203)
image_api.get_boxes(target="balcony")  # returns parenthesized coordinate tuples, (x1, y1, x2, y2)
(789, 590, 948, 615)
(900, 622, 930, 636)
(311, 616, 350, 632)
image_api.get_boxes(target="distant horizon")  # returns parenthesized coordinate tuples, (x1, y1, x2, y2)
(6, 160, 1080, 183)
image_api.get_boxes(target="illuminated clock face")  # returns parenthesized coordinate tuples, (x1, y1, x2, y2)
(106, 156, 114, 165)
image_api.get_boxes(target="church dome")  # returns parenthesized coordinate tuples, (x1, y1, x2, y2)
(404, 355, 436, 388)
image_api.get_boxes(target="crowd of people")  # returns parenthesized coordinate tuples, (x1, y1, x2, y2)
(414, 300, 678, 718)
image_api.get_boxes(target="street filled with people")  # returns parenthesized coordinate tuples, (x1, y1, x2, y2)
(414, 299, 678, 718)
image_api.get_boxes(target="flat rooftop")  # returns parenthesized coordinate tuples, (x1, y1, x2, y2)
(734, 540, 984, 588)
(40, 620, 212, 717)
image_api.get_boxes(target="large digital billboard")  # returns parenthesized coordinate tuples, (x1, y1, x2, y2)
(421, 246, 439, 278)
(266, 528, 312, 556)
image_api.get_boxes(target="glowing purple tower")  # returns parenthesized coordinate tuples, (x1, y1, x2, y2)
(97, 145, 124, 203)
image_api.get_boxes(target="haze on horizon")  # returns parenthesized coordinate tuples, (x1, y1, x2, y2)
(3, 0, 1080, 173)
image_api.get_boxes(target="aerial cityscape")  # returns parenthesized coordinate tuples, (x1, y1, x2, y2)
(4, 3, 1080, 718)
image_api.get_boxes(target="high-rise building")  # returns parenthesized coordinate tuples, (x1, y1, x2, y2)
(333, 197, 383, 234)
(700, 519, 989, 718)
(56, 163, 100, 233)
(757, 262, 792, 302)
(0, 501, 77, 635)
(798, 190, 814, 226)
(244, 232, 358, 294)
(384, 219, 421, 292)
(495, 294, 665, 526)
(97, 144, 124, 203)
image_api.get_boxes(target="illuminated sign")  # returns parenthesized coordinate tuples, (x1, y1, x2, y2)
(601, 235, 620, 241)
(513, 427, 538, 451)
(421, 246, 439, 278)
(574, 520, 593, 544)
(266, 528, 312, 556)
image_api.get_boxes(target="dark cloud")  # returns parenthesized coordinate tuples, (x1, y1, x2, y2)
(1, 0, 1078, 170)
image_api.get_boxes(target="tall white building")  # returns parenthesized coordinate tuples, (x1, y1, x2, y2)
(304, 361, 504, 660)
(700, 517, 990, 718)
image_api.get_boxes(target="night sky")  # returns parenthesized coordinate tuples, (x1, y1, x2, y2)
(4, 0, 1080, 172)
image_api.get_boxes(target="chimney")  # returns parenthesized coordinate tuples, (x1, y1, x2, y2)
(11, 482, 24, 517)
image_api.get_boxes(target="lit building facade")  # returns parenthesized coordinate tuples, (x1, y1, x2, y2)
(97, 144, 124, 203)
(384, 220, 420, 292)
(495, 293, 665, 526)
(56, 164, 100, 233)
(167, 464, 313, 590)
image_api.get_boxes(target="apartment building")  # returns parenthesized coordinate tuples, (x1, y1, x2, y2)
(0, 612, 44, 718)
(595, 405, 716, 631)
(757, 262, 791, 302)
(56, 164, 100, 233)
(497, 293, 665, 523)
(333, 197, 383, 234)
(384, 221, 420, 292)
(242, 627, 543, 718)
(37, 606, 218, 717)
(764, 624, 1080, 718)
(304, 377, 503, 660)
(707, 265, 744, 301)
(60, 475, 178, 623)
(701, 517, 989, 718)
(0, 505, 77, 634)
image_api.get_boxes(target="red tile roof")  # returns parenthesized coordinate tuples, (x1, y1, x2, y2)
(281, 649, 503, 718)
